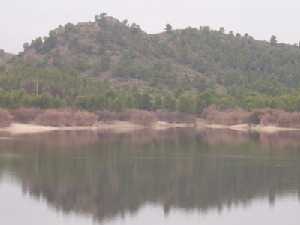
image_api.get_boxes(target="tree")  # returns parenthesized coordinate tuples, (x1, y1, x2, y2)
(153, 95, 163, 109)
(100, 13, 107, 19)
(219, 27, 225, 34)
(200, 26, 210, 32)
(130, 23, 141, 33)
(94, 15, 99, 22)
(236, 33, 241, 38)
(137, 92, 152, 110)
(100, 54, 111, 72)
(247, 111, 261, 125)
(165, 24, 173, 33)
(163, 93, 176, 111)
(23, 43, 30, 51)
(122, 19, 129, 26)
(43, 31, 58, 51)
(176, 92, 197, 113)
(95, 13, 107, 24)
(31, 37, 43, 52)
(270, 35, 277, 46)
(65, 23, 76, 32)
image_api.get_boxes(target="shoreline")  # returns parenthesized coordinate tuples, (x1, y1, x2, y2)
(202, 123, 300, 133)
(0, 121, 299, 136)
(0, 121, 194, 135)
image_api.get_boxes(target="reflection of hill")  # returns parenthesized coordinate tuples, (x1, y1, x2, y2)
(0, 129, 300, 222)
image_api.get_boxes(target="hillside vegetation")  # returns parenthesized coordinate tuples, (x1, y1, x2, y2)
(2, 14, 300, 113)
(0, 50, 13, 66)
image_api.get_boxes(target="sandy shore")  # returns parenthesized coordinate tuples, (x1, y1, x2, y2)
(0, 122, 144, 135)
(257, 126, 300, 133)
(0, 123, 95, 135)
(0, 120, 299, 136)
(97, 121, 144, 133)
(194, 118, 300, 133)
(0, 123, 57, 135)
(152, 121, 194, 130)
(0, 121, 193, 135)
(202, 123, 300, 133)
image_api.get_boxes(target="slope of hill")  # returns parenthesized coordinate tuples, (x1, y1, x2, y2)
(0, 49, 13, 66)
(19, 15, 300, 95)
(20, 16, 207, 91)
(1, 14, 300, 113)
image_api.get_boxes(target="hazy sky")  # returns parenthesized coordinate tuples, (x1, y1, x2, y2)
(1, 0, 300, 53)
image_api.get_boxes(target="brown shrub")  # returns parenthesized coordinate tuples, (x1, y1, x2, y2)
(202, 106, 252, 125)
(11, 108, 42, 123)
(96, 110, 119, 122)
(257, 109, 300, 128)
(202, 107, 300, 128)
(35, 109, 98, 127)
(155, 110, 196, 123)
(0, 109, 13, 128)
(123, 110, 157, 126)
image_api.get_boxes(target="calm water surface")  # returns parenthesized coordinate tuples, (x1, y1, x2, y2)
(0, 129, 300, 225)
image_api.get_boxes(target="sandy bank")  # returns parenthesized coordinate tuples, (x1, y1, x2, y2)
(246, 124, 300, 133)
(1, 120, 299, 136)
(0, 123, 101, 135)
(0, 121, 194, 135)
(97, 121, 144, 133)
(153, 121, 194, 130)
(0, 122, 142, 135)
(200, 123, 300, 133)
(0, 123, 59, 135)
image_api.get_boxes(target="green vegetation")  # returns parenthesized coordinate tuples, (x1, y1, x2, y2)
(2, 14, 300, 113)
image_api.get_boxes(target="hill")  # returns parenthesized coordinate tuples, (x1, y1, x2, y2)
(19, 15, 300, 94)
(2, 14, 300, 113)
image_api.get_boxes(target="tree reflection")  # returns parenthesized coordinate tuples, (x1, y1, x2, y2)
(0, 129, 300, 222)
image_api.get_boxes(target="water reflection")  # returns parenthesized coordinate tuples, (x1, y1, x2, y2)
(0, 129, 300, 224)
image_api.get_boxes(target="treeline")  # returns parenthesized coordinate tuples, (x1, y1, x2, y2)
(2, 64, 300, 114)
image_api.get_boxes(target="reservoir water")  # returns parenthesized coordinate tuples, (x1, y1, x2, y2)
(0, 129, 300, 225)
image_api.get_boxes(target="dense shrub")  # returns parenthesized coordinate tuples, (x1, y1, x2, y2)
(155, 110, 196, 123)
(11, 108, 42, 123)
(122, 110, 157, 126)
(202, 106, 252, 125)
(96, 110, 196, 125)
(257, 109, 300, 128)
(35, 109, 97, 126)
(0, 109, 13, 127)
(201, 107, 300, 128)
(72, 111, 98, 126)
(96, 110, 119, 122)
